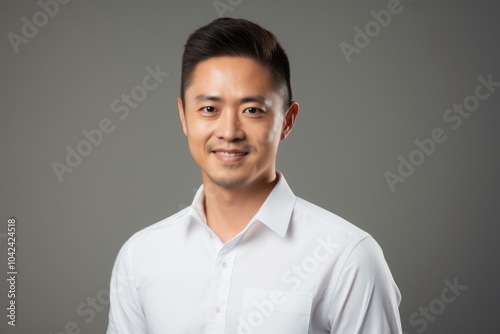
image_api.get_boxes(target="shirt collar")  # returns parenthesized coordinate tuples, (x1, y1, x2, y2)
(188, 172, 296, 238)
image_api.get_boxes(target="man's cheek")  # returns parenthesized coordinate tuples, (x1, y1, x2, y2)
(256, 124, 281, 143)
(270, 127, 285, 144)
(255, 133, 272, 145)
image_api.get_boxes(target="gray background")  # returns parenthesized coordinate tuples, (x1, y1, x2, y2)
(1, 0, 499, 333)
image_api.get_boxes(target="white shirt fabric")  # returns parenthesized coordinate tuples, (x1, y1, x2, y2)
(107, 173, 402, 334)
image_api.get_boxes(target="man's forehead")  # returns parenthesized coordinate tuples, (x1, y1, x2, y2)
(183, 56, 289, 110)
(190, 56, 271, 83)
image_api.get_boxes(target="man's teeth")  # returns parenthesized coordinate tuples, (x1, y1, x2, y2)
(215, 151, 246, 156)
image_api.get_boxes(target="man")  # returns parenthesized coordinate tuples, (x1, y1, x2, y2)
(107, 17, 402, 333)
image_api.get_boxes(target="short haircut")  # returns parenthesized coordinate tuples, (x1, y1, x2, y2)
(180, 17, 292, 111)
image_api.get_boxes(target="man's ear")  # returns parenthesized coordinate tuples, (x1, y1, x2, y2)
(281, 101, 299, 140)
(178, 97, 188, 136)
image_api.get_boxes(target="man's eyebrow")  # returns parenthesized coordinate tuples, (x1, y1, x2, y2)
(194, 94, 272, 106)
(195, 94, 223, 102)
(240, 95, 272, 106)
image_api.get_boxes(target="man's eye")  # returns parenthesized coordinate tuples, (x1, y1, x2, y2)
(201, 106, 216, 112)
(244, 107, 262, 114)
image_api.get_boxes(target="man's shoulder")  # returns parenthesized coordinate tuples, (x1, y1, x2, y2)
(293, 196, 370, 241)
(122, 207, 191, 249)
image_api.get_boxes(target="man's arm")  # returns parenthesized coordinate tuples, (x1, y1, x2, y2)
(107, 239, 148, 334)
(327, 236, 402, 333)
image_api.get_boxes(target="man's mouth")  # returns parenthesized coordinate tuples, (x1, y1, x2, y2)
(213, 151, 247, 157)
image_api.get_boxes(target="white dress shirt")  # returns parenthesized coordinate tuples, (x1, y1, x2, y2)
(107, 173, 402, 333)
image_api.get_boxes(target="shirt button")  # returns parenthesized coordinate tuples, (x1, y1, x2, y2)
(214, 306, 222, 313)
(221, 261, 228, 269)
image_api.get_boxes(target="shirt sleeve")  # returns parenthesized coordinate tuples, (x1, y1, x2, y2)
(107, 237, 149, 334)
(327, 236, 402, 334)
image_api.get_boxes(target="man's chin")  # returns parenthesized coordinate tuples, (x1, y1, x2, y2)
(208, 174, 249, 189)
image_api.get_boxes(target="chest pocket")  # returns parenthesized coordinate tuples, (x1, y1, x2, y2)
(239, 288, 313, 334)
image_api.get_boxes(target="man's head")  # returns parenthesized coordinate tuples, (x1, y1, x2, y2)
(178, 18, 299, 190)
(180, 17, 292, 111)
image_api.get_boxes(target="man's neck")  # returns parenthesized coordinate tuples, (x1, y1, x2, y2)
(203, 173, 279, 243)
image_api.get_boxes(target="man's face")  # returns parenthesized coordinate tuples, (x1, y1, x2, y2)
(178, 56, 298, 189)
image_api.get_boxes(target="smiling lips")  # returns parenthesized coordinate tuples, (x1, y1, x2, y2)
(212, 149, 249, 162)
(214, 151, 247, 156)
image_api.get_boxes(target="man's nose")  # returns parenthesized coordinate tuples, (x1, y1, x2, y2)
(215, 110, 245, 141)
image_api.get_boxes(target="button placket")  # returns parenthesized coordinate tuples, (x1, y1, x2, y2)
(205, 244, 237, 334)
